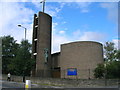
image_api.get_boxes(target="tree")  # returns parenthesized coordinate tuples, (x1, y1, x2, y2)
(103, 42, 120, 79)
(12, 40, 35, 76)
(106, 61, 120, 79)
(2, 35, 35, 76)
(94, 61, 120, 79)
(94, 41, 120, 79)
(2, 35, 19, 74)
(116, 49, 120, 60)
(94, 64, 105, 79)
(104, 42, 117, 61)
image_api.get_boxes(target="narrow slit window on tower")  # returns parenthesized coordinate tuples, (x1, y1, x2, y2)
(34, 41, 37, 53)
(35, 27, 38, 39)
(36, 18, 38, 25)
(34, 55, 36, 59)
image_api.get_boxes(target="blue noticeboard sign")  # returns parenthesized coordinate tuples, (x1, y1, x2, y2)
(67, 68, 77, 76)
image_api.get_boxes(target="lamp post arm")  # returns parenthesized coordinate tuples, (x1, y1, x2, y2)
(19, 26, 27, 40)
(25, 28, 27, 40)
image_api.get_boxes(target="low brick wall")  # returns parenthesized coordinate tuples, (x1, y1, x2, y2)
(2, 74, 23, 82)
(2, 74, 119, 87)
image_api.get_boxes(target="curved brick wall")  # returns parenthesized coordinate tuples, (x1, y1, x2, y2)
(60, 41, 104, 79)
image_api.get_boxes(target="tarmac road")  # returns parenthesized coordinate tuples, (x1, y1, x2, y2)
(0, 80, 120, 90)
(1, 80, 64, 89)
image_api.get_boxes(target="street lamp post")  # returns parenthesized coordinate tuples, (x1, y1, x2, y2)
(18, 25, 27, 40)
(18, 24, 27, 83)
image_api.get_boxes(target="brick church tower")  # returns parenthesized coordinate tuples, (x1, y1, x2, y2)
(32, 12, 52, 77)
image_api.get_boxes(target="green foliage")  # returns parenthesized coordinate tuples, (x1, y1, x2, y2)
(94, 64, 105, 79)
(104, 42, 117, 61)
(2, 35, 35, 76)
(94, 61, 120, 79)
(106, 61, 120, 79)
(2, 35, 19, 74)
(116, 49, 120, 60)
(12, 40, 35, 76)
(94, 41, 120, 79)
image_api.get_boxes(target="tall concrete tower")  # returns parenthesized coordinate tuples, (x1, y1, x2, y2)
(32, 12, 52, 77)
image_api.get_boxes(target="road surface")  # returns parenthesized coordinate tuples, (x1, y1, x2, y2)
(1, 80, 63, 89)
(0, 80, 120, 90)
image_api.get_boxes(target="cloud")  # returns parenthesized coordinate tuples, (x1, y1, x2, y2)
(73, 29, 81, 39)
(52, 22, 106, 53)
(52, 22, 58, 31)
(59, 30, 65, 34)
(45, 3, 65, 17)
(100, 2, 118, 24)
(30, 2, 65, 17)
(52, 34, 70, 53)
(62, 21, 67, 24)
(112, 39, 120, 49)
(79, 31, 106, 43)
(0, 1, 66, 51)
(52, 30, 106, 53)
(0, 2, 67, 53)
(0, 1, 113, 54)
(52, 22, 70, 53)
(0, 2, 35, 43)
(1, 0, 119, 2)
(66, 2, 91, 13)
(76, 2, 91, 13)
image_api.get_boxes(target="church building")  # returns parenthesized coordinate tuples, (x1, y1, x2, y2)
(32, 11, 103, 79)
